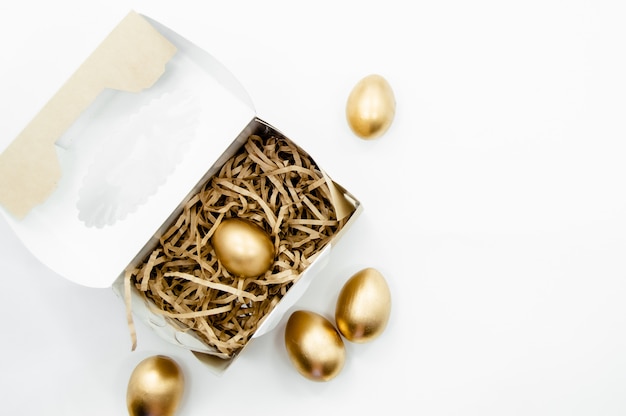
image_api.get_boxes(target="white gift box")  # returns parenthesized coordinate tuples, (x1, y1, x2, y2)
(0, 11, 361, 373)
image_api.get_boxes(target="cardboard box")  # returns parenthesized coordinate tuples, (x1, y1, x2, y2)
(0, 11, 361, 372)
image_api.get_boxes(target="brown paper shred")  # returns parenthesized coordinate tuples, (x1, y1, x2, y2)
(124, 269, 137, 351)
(127, 134, 352, 358)
(141, 250, 161, 291)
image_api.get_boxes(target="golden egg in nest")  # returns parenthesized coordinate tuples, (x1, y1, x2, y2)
(126, 355, 184, 416)
(211, 217, 275, 278)
(335, 267, 392, 343)
(346, 74, 396, 140)
(284, 310, 346, 382)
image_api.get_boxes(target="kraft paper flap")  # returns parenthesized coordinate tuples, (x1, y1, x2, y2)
(0, 11, 177, 219)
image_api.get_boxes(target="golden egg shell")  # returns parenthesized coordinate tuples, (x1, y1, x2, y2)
(335, 267, 392, 343)
(346, 74, 396, 140)
(284, 310, 346, 382)
(211, 218, 275, 278)
(126, 355, 184, 416)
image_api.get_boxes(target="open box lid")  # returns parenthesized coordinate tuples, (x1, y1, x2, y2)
(0, 11, 257, 288)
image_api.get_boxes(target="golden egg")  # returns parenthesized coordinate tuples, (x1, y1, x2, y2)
(346, 74, 396, 139)
(211, 217, 275, 278)
(126, 355, 184, 416)
(284, 310, 346, 382)
(335, 267, 392, 343)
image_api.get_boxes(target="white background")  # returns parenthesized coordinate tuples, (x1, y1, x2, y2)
(1, 1, 626, 415)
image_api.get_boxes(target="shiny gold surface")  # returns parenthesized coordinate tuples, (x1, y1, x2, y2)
(346, 74, 395, 140)
(335, 267, 392, 343)
(284, 310, 346, 382)
(127, 355, 184, 416)
(211, 218, 275, 278)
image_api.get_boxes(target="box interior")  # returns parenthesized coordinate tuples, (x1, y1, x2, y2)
(112, 117, 362, 373)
